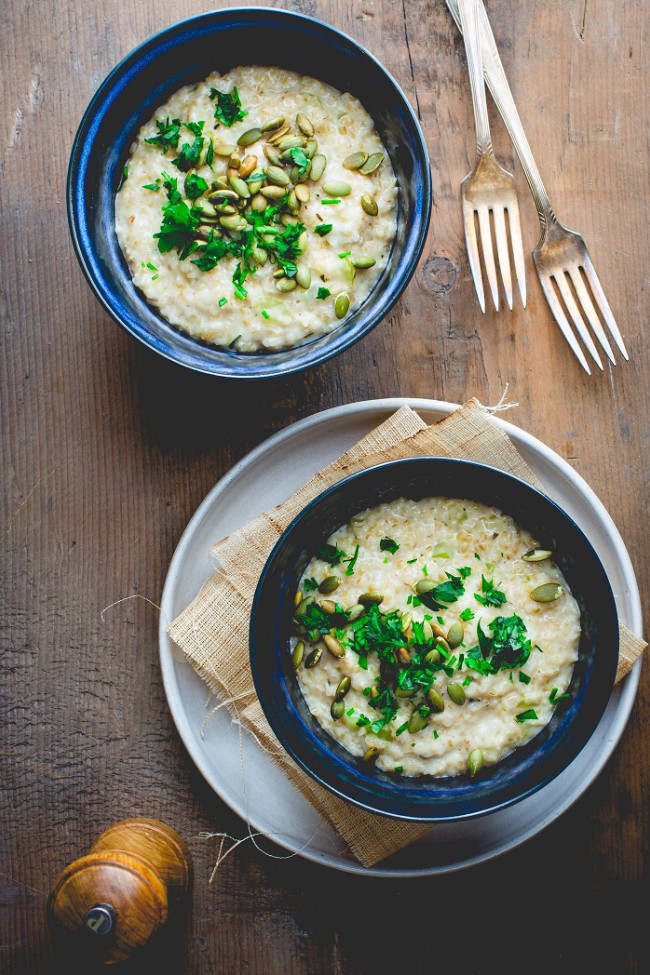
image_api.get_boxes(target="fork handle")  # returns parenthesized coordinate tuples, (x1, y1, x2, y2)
(446, 0, 557, 230)
(458, 0, 493, 156)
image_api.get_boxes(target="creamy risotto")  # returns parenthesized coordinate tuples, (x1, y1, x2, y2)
(291, 496, 581, 778)
(115, 66, 398, 353)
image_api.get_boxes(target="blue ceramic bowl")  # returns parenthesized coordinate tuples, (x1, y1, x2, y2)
(67, 7, 431, 379)
(250, 458, 619, 822)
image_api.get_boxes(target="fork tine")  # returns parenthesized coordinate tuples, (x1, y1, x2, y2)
(506, 200, 527, 308)
(553, 271, 604, 371)
(462, 204, 486, 313)
(535, 269, 592, 374)
(492, 207, 513, 310)
(477, 206, 499, 311)
(580, 251, 629, 360)
(568, 267, 616, 365)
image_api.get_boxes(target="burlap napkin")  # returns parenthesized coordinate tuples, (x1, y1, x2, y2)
(168, 399, 646, 867)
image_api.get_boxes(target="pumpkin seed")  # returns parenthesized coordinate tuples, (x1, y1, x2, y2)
(292, 641, 305, 668)
(447, 681, 466, 706)
(276, 276, 297, 293)
(322, 180, 351, 197)
(276, 135, 306, 151)
(330, 699, 345, 720)
(424, 648, 441, 666)
(286, 190, 300, 214)
(360, 193, 379, 216)
(265, 165, 291, 187)
(335, 292, 350, 319)
(228, 151, 242, 168)
(359, 591, 383, 607)
(304, 139, 318, 159)
(214, 143, 237, 157)
(415, 579, 437, 595)
(297, 231, 308, 253)
(272, 268, 286, 279)
(250, 193, 268, 212)
(347, 603, 366, 622)
(252, 246, 268, 266)
(523, 548, 553, 562)
(209, 189, 239, 203)
(467, 748, 484, 777)
(408, 708, 430, 733)
(400, 612, 413, 633)
(335, 676, 351, 699)
(309, 154, 327, 181)
(318, 599, 336, 614)
(228, 175, 251, 198)
(395, 646, 411, 667)
(296, 595, 314, 616)
(237, 127, 262, 147)
(266, 122, 291, 144)
(263, 143, 283, 165)
(359, 151, 385, 175)
(238, 155, 257, 178)
(260, 185, 287, 200)
(318, 575, 340, 594)
(248, 179, 263, 195)
(219, 214, 248, 231)
(427, 687, 445, 712)
(530, 582, 563, 603)
(296, 113, 315, 137)
(294, 183, 310, 203)
(261, 116, 285, 132)
(291, 163, 311, 184)
(435, 637, 450, 656)
(422, 621, 434, 642)
(362, 746, 380, 764)
(194, 227, 213, 242)
(350, 256, 376, 269)
(295, 264, 311, 290)
(447, 621, 464, 649)
(323, 634, 345, 658)
(343, 150, 369, 170)
(395, 686, 417, 698)
(304, 647, 322, 668)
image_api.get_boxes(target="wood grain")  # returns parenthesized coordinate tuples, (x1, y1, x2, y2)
(2, 1, 649, 972)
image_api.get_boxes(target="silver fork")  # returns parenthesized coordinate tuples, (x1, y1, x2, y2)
(458, 0, 526, 313)
(446, 0, 628, 373)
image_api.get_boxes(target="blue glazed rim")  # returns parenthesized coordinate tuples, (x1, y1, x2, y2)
(250, 457, 619, 822)
(67, 7, 432, 379)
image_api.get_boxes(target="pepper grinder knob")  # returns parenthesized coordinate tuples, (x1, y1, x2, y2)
(46, 817, 192, 965)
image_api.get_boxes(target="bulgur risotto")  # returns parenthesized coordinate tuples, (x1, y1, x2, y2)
(115, 65, 398, 353)
(291, 495, 581, 778)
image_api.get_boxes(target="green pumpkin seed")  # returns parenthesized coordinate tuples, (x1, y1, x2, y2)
(350, 256, 376, 269)
(400, 612, 413, 633)
(260, 185, 287, 200)
(447, 621, 464, 649)
(252, 246, 268, 266)
(362, 746, 380, 764)
(250, 193, 268, 212)
(272, 268, 287, 279)
(296, 595, 314, 616)
(415, 579, 437, 595)
(304, 139, 318, 159)
(467, 748, 484, 777)
(334, 292, 350, 319)
(447, 681, 466, 706)
(304, 647, 322, 668)
(309, 154, 327, 181)
(424, 648, 441, 666)
(358, 591, 383, 607)
(343, 150, 369, 170)
(276, 135, 306, 151)
(228, 175, 251, 198)
(322, 180, 351, 197)
(408, 708, 430, 733)
(219, 215, 248, 231)
(427, 687, 445, 713)
(422, 621, 434, 642)
(286, 190, 300, 214)
(237, 127, 262, 147)
(265, 165, 291, 187)
(292, 641, 305, 668)
(194, 227, 212, 242)
(276, 276, 297, 293)
(248, 179, 263, 195)
(296, 113, 315, 137)
(523, 548, 553, 562)
(213, 143, 237, 156)
(347, 603, 366, 622)
(295, 264, 311, 290)
(209, 189, 240, 203)
(197, 200, 218, 218)
(330, 699, 345, 720)
(318, 575, 340, 594)
(323, 634, 345, 658)
(263, 144, 283, 165)
(319, 599, 337, 614)
(335, 676, 351, 699)
(238, 154, 258, 178)
(395, 686, 417, 698)
(266, 123, 291, 144)
(261, 116, 285, 133)
(530, 583, 563, 603)
(359, 151, 385, 175)
(228, 152, 242, 169)
(360, 193, 379, 216)
(435, 637, 450, 656)
(376, 726, 394, 741)
(294, 183, 310, 203)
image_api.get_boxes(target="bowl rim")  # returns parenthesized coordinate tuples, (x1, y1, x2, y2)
(249, 455, 620, 822)
(66, 5, 432, 379)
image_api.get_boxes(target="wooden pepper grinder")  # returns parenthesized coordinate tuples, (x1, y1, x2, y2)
(46, 817, 192, 966)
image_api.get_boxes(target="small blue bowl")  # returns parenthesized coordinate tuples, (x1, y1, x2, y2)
(67, 7, 431, 379)
(250, 458, 619, 822)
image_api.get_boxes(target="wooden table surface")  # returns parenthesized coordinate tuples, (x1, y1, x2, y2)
(2, 1, 649, 972)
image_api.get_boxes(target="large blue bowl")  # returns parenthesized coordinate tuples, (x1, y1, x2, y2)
(67, 7, 431, 379)
(250, 458, 619, 822)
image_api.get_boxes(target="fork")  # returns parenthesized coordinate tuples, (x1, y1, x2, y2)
(446, 0, 628, 373)
(457, 0, 526, 313)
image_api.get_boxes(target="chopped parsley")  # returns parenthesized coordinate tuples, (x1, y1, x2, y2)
(261, 310, 271, 320)
(302, 577, 319, 591)
(210, 86, 247, 126)
(321, 198, 340, 204)
(314, 224, 333, 237)
(338, 251, 351, 259)
(172, 121, 205, 172)
(417, 567, 471, 611)
(474, 576, 507, 607)
(145, 116, 181, 153)
(344, 545, 360, 576)
(218, 297, 228, 307)
(316, 287, 331, 299)
(184, 173, 208, 199)
(143, 181, 160, 192)
(380, 538, 399, 555)
(465, 614, 532, 676)
(459, 607, 475, 621)
(518, 671, 531, 684)
(549, 687, 571, 705)
(288, 147, 310, 176)
(515, 709, 538, 723)
(317, 543, 348, 567)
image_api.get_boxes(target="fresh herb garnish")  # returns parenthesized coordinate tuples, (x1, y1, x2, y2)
(210, 86, 247, 127)
(184, 173, 208, 199)
(145, 117, 181, 153)
(380, 538, 399, 554)
(261, 310, 271, 320)
(142, 182, 160, 192)
(418, 568, 470, 610)
(344, 545, 360, 576)
(321, 199, 340, 205)
(459, 607, 475, 621)
(465, 614, 532, 676)
(515, 709, 538, 723)
(316, 287, 331, 299)
(314, 224, 333, 237)
(317, 543, 348, 566)
(288, 147, 310, 176)
(474, 576, 507, 607)
(549, 687, 571, 705)
(172, 121, 205, 172)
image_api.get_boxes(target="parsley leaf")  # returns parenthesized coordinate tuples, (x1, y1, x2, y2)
(516, 709, 538, 723)
(288, 147, 310, 176)
(210, 86, 248, 126)
(316, 287, 331, 299)
(317, 543, 348, 567)
(474, 575, 507, 607)
(314, 224, 333, 237)
(380, 538, 399, 555)
(418, 569, 468, 610)
(145, 117, 181, 153)
(154, 199, 200, 259)
(459, 607, 475, 621)
(344, 545, 360, 576)
(172, 122, 205, 171)
(184, 173, 208, 199)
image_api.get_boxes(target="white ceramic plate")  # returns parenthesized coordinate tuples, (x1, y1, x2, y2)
(159, 398, 643, 877)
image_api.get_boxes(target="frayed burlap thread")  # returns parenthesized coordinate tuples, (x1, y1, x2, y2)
(167, 398, 646, 868)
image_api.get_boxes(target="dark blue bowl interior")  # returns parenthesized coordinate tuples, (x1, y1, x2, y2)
(250, 458, 619, 822)
(67, 7, 432, 379)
